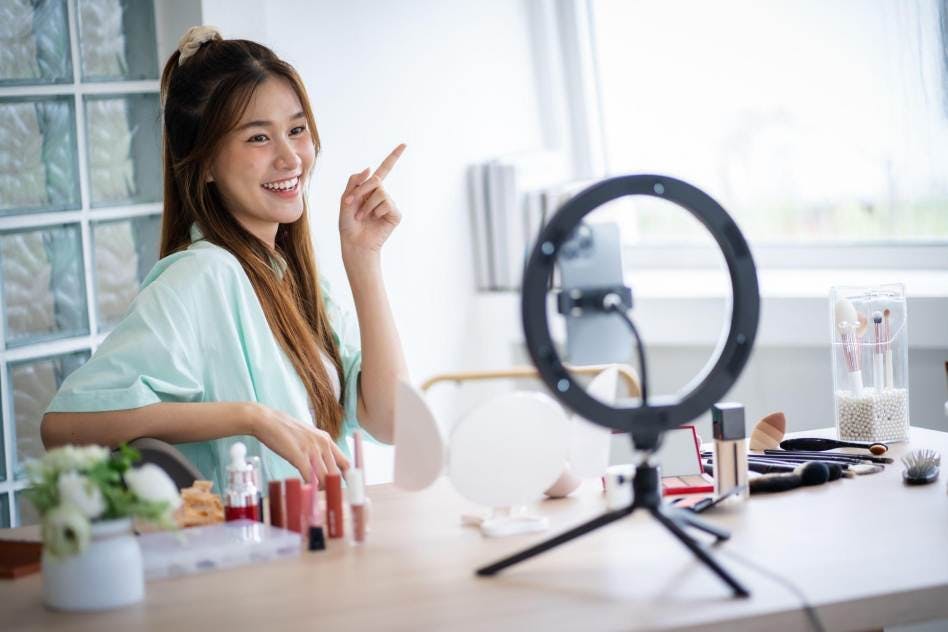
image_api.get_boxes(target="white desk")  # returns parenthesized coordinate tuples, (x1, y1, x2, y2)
(1, 427, 947, 631)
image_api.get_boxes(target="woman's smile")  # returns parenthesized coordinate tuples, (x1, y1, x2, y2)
(261, 174, 301, 198)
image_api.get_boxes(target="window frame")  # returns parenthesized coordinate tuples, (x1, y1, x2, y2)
(0, 0, 167, 527)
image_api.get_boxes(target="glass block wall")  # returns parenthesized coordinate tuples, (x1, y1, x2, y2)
(0, 0, 161, 527)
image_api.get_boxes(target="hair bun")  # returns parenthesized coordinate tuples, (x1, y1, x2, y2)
(177, 25, 222, 65)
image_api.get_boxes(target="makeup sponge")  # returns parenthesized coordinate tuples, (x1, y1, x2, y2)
(749, 412, 786, 451)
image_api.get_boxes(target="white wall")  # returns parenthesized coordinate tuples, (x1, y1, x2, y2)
(196, 1, 948, 483)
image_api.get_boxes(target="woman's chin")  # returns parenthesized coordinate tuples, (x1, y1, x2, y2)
(263, 201, 304, 225)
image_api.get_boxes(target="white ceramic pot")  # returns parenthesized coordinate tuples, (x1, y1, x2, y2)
(42, 517, 144, 611)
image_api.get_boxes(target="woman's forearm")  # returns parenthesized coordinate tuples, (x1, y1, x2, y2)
(343, 247, 408, 444)
(41, 401, 257, 450)
(43, 401, 352, 485)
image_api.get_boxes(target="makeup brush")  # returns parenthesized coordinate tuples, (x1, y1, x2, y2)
(883, 307, 894, 388)
(835, 298, 863, 396)
(704, 456, 795, 475)
(751, 457, 845, 480)
(704, 452, 849, 478)
(749, 462, 830, 494)
(744, 457, 844, 480)
(856, 311, 869, 338)
(754, 452, 869, 466)
(749, 411, 786, 451)
(710, 456, 879, 477)
(779, 437, 887, 455)
(872, 311, 884, 390)
(764, 449, 892, 464)
(757, 456, 881, 476)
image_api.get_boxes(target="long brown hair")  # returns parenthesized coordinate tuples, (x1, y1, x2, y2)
(159, 35, 345, 438)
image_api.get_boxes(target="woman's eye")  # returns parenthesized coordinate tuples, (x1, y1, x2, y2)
(290, 126, 306, 136)
(248, 134, 268, 143)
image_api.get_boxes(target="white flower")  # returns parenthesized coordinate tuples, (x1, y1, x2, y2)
(32, 445, 110, 479)
(57, 471, 105, 519)
(42, 504, 91, 558)
(124, 464, 182, 511)
(25, 445, 110, 487)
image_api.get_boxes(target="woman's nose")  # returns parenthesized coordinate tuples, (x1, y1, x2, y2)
(275, 139, 302, 171)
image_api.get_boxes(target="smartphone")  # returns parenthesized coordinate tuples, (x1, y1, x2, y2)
(557, 221, 631, 365)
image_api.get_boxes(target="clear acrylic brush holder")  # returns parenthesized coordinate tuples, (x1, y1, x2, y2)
(829, 284, 909, 443)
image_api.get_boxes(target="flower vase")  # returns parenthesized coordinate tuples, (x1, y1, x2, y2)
(42, 517, 144, 611)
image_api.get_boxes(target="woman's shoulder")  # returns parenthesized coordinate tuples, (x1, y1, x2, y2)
(139, 241, 250, 299)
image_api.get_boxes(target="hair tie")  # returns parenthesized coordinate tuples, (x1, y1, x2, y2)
(177, 25, 222, 65)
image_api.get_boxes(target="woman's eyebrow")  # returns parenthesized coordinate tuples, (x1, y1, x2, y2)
(235, 111, 306, 132)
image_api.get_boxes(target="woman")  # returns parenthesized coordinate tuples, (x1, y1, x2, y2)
(41, 26, 408, 492)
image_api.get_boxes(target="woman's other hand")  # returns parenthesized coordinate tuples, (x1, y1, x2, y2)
(249, 403, 350, 487)
(339, 144, 405, 255)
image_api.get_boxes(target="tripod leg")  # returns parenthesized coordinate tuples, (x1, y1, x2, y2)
(650, 508, 750, 598)
(477, 507, 631, 577)
(665, 507, 730, 542)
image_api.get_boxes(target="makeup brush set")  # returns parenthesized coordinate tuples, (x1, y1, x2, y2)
(703, 408, 942, 496)
(830, 284, 910, 444)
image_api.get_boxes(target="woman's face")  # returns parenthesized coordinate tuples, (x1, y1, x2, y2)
(208, 76, 315, 246)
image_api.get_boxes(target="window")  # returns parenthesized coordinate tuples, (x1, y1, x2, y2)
(589, 0, 948, 261)
(0, 0, 162, 526)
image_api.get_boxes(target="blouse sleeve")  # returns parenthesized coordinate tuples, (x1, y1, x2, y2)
(319, 276, 364, 441)
(46, 269, 205, 413)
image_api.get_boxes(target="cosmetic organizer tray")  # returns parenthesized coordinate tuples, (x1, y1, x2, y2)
(139, 520, 300, 581)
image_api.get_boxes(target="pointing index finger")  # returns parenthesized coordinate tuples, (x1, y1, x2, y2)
(373, 143, 406, 181)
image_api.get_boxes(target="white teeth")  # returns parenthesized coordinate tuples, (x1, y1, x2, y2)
(262, 176, 299, 191)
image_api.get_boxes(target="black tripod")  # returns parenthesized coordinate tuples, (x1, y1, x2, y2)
(476, 461, 750, 598)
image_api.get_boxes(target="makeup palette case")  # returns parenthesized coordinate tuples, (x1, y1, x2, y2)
(139, 520, 300, 581)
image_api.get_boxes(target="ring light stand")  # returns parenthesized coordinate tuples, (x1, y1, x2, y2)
(477, 175, 760, 598)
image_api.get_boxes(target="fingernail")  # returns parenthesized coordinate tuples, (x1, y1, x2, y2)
(344, 195, 353, 205)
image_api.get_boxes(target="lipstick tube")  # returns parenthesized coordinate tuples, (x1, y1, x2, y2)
(347, 468, 366, 544)
(268, 480, 284, 528)
(325, 473, 344, 539)
(284, 478, 303, 533)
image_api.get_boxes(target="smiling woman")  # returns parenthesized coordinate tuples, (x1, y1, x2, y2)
(39, 26, 409, 494)
(208, 84, 313, 242)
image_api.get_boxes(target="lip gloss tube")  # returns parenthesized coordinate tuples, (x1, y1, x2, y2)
(284, 478, 303, 533)
(347, 468, 366, 544)
(325, 473, 344, 539)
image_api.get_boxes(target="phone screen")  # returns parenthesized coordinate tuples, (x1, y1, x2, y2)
(557, 222, 632, 365)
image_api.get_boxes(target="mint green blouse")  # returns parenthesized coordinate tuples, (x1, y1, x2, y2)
(46, 227, 363, 494)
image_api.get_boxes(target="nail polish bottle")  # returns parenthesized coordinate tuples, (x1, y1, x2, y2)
(224, 442, 260, 522)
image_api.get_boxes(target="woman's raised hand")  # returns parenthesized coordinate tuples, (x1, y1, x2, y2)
(339, 144, 406, 254)
(249, 403, 349, 487)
